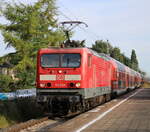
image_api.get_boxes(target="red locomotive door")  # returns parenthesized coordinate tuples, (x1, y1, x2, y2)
(93, 65, 96, 88)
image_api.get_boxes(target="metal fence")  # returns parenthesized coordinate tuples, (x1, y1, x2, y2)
(0, 88, 36, 100)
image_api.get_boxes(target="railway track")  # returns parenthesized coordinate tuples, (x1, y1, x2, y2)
(2, 116, 66, 132)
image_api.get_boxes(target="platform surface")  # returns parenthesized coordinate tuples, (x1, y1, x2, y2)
(81, 88, 150, 132)
(49, 88, 150, 132)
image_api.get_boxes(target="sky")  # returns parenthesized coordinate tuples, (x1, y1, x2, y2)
(0, 0, 150, 76)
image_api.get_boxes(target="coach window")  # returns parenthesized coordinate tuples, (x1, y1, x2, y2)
(88, 55, 92, 67)
(119, 72, 121, 79)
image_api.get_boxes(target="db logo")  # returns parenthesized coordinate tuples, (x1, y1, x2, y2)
(56, 75, 64, 80)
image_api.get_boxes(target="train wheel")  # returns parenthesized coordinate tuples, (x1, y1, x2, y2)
(111, 92, 117, 99)
(98, 96, 103, 104)
(106, 94, 111, 102)
(102, 95, 106, 104)
(127, 88, 131, 92)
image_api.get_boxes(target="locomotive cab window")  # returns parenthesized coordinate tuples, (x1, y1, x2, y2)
(61, 54, 81, 68)
(41, 54, 59, 68)
(41, 53, 81, 68)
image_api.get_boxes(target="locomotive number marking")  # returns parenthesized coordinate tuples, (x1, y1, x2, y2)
(55, 83, 66, 87)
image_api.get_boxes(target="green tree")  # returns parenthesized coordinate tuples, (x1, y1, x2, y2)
(139, 70, 146, 76)
(131, 49, 139, 71)
(0, 74, 13, 92)
(123, 55, 131, 67)
(0, 0, 64, 90)
(92, 40, 112, 54)
(110, 47, 121, 61)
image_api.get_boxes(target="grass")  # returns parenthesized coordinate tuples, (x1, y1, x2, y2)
(0, 115, 10, 128)
(143, 82, 150, 88)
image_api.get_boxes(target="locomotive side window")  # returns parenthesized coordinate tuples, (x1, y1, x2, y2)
(41, 53, 80, 68)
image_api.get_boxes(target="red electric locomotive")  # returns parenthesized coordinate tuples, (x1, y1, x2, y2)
(36, 47, 142, 116)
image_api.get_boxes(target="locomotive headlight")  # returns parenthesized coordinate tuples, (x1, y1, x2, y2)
(75, 83, 81, 88)
(58, 70, 62, 74)
(40, 83, 45, 87)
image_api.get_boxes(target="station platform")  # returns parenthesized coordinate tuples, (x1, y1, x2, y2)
(81, 88, 150, 132)
(49, 88, 150, 132)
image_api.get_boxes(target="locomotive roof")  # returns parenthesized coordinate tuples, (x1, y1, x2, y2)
(88, 49, 111, 61)
(40, 47, 87, 50)
(39, 47, 90, 54)
(88, 50, 126, 72)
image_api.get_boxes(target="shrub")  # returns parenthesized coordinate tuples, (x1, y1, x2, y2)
(0, 75, 13, 92)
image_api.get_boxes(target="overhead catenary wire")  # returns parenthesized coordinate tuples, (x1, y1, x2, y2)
(58, 10, 100, 44)
(57, 1, 119, 47)
(57, 1, 104, 43)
